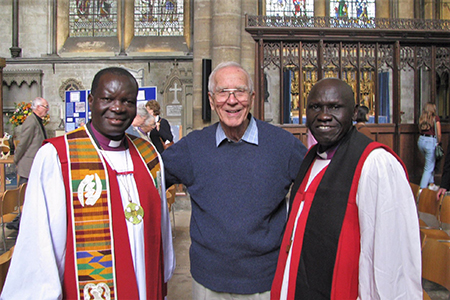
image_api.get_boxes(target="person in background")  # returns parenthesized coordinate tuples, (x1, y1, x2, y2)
(138, 113, 157, 141)
(437, 140, 450, 200)
(1, 67, 174, 300)
(354, 105, 372, 139)
(145, 100, 173, 153)
(418, 102, 441, 190)
(125, 103, 150, 137)
(162, 61, 307, 300)
(271, 78, 422, 300)
(14, 96, 49, 186)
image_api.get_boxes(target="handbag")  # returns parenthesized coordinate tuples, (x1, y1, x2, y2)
(434, 119, 444, 161)
(436, 143, 444, 161)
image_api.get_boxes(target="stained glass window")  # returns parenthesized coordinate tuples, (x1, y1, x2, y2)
(266, 0, 314, 17)
(134, 0, 184, 36)
(69, 0, 117, 37)
(329, 0, 375, 18)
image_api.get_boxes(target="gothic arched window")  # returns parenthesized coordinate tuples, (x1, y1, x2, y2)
(69, 0, 117, 37)
(134, 0, 184, 36)
(329, 0, 375, 19)
(266, 0, 314, 17)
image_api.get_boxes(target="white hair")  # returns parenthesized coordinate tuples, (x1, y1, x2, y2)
(208, 61, 253, 94)
(136, 104, 149, 118)
(142, 113, 155, 126)
(31, 97, 46, 110)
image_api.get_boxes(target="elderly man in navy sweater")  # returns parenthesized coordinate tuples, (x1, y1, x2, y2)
(162, 61, 307, 299)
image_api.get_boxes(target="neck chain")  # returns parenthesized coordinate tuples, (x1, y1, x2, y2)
(101, 149, 144, 225)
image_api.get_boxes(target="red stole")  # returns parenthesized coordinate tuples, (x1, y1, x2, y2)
(271, 151, 368, 299)
(272, 138, 407, 300)
(48, 134, 164, 299)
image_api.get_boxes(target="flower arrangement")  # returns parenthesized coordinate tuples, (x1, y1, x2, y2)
(8, 101, 50, 127)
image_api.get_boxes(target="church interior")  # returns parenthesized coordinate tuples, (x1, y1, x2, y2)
(1, 0, 450, 298)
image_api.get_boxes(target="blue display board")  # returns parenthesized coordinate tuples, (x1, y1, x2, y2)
(64, 86, 157, 132)
(64, 90, 89, 132)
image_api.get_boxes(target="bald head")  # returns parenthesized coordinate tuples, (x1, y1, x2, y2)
(307, 78, 355, 108)
(306, 78, 357, 150)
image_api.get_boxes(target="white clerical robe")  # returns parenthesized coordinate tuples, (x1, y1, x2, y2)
(280, 148, 422, 300)
(0, 143, 175, 300)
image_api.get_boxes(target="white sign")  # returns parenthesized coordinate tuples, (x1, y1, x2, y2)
(166, 105, 182, 117)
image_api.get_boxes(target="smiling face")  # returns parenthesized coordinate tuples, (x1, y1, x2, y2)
(88, 72, 138, 140)
(208, 65, 254, 141)
(306, 78, 357, 150)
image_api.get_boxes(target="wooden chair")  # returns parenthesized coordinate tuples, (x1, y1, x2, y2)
(418, 188, 440, 228)
(439, 194, 450, 233)
(0, 188, 20, 250)
(410, 182, 421, 203)
(422, 239, 450, 293)
(421, 195, 450, 240)
(166, 185, 176, 235)
(420, 230, 427, 251)
(18, 182, 27, 213)
(0, 246, 14, 294)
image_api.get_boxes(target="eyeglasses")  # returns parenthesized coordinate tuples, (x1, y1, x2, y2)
(213, 88, 250, 103)
(39, 104, 49, 109)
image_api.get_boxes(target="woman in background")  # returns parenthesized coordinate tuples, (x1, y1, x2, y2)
(355, 105, 372, 139)
(418, 102, 441, 190)
(145, 100, 173, 154)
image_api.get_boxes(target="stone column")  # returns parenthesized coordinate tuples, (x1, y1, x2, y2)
(211, 0, 242, 65)
(376, 0, 390, 19)
(192, 0, 212, 129)
(240, 0, 257, 90)
(10, 0, 22, 58)
(314, 0, 326, 17)
(118, 0, 127, 56)
(192, 0, 258, 128)
(398, 0, 414, 18)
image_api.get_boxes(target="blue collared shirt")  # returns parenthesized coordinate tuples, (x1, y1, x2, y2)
(215, 116, 259, 147)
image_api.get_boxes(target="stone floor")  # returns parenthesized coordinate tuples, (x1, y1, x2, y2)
(167, 194, 192, 300)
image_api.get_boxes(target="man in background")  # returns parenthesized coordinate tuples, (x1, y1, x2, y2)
(126, 104, 154, 140)
(162, 61, 307, 299)
(138, 113, 157, 141)
(14, 96, 49, 185)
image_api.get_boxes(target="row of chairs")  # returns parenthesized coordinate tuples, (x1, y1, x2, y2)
(0, 183, 27, 251)
(411, 183, 450, 299)
(0, 184, 26, 294)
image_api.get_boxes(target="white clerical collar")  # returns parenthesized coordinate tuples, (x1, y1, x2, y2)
(109, 139, 122, 148)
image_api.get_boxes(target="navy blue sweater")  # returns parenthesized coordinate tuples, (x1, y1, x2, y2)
(162, 119, 307, 293)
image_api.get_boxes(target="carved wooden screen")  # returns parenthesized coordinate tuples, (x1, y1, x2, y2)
(248, 16, 450, 128)
(262, 41, 398, 125)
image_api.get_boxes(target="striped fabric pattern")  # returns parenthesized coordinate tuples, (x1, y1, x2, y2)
(66, 127, 116, 299)
(129, 134, 161, 190)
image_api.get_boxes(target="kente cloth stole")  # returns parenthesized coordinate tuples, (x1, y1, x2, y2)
(128, 134, 162, 191)
(47, 127, 163, 300)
